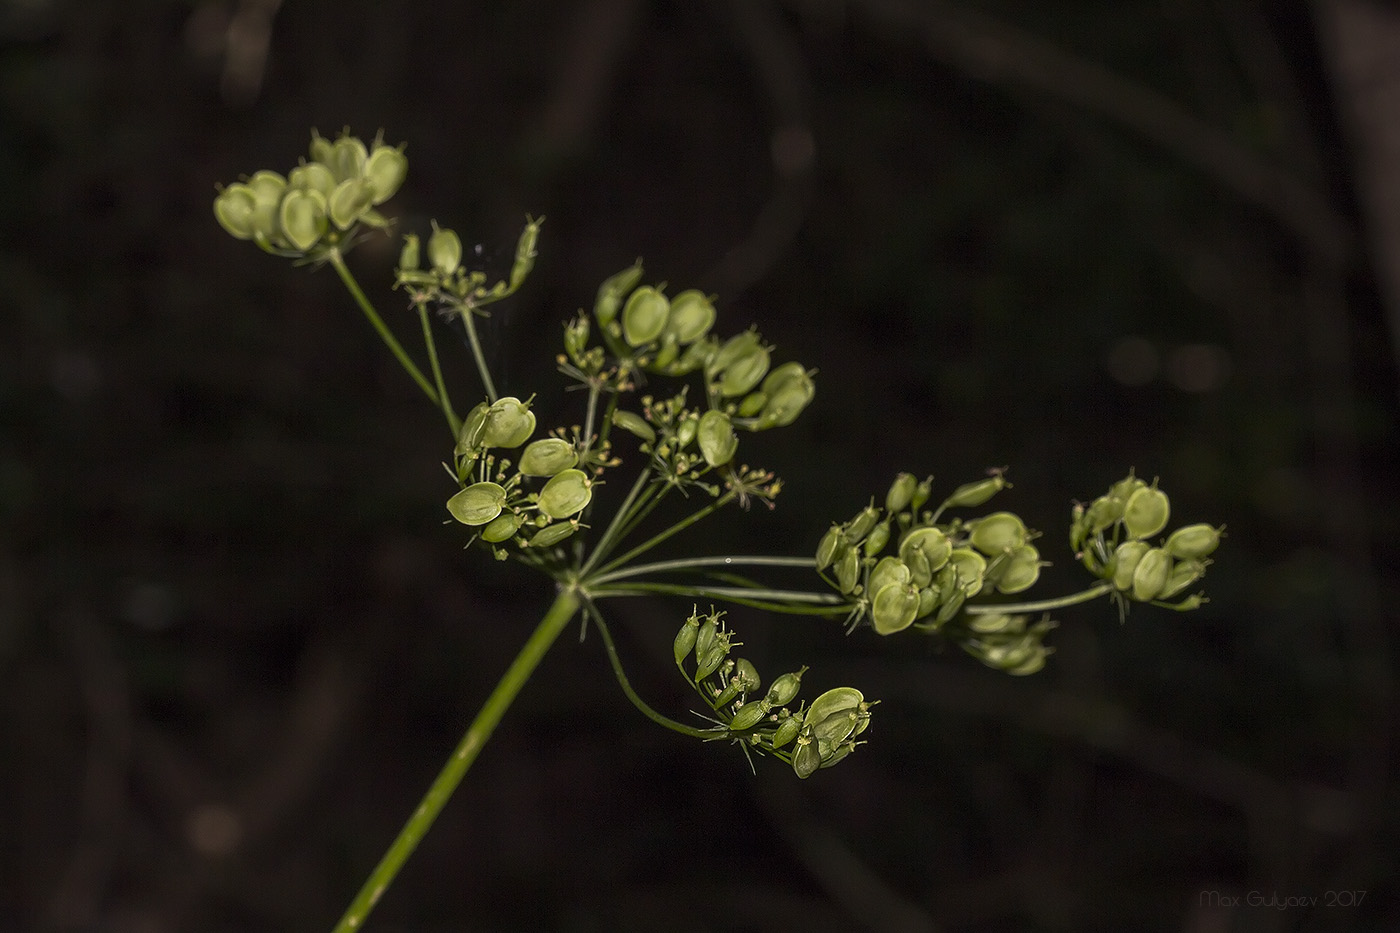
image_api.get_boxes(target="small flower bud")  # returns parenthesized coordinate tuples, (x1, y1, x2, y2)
(733, 658, 761, 693)
(537, 469, 593, 519)
(446, 482, 507, 526)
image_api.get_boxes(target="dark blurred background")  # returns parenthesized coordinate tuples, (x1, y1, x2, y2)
(3, 0, 1398, 930)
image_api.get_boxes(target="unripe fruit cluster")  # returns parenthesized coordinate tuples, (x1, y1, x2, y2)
(673, 610, 874, 778)
(816, 472, 1045, 639)
(1072, 473, 1222, 609)
(214, 129, 406, 255)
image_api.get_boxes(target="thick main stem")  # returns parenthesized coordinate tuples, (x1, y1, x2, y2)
(331, 587, 581, 932)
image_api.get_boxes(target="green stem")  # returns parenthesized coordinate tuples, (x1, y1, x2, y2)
(594, 491, 735, 577)
(964, 582, 1115, 615)
(455, 304, 498, 402)
(590, 554, 815, 587)
(577, 469, 657, 578)
(588, 608, 717, 739)
(327, 250, 441, 408)
(331, 587, 581, 932)
(590, 582, 849, 614)
(417, 303, 460, 436)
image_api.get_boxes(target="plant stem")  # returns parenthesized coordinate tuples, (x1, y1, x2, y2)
(590, 582, 849, 614)
(417, 303, 460, 436)
(594, 491, 735, 577)
(331, 587, 581, 932)
(589, 608, 716, 739)
(327, 250, 441, 408)
(590, 554, 815, 586)
(455, 304, 498, 402)
(963, 582, 1115, 615)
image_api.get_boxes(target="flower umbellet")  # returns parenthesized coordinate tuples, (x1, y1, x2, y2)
(215, 129, 1223, 932)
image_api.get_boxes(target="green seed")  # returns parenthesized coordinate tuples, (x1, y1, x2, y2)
(622, 286, 670, 347)
(697, 409, 738, 467)
(1111, 540, 1150, 591)
(610, 409, 655, 445)
(480, 511, 523, 543)
(885, 473, 918, 513)
(969, 511, 1028, 555)
(944, 475, 1008, 509)
(995, 544, 1041, 594)
(277, 187, 328, 251)
(665, 289, 716, 343)
(1164, 523, 1222, 560)
(525, 521, 576, 548)
(1131, 546, 1172, 601)
(537, 469, 592, 519)
(481, 396, 536, 449)
(871, 583, 920, 634)
(364, 143, 407, 204)
(1123, 486, 1170, 540)
(518, 438, 577, 476)
(428, 223, 462, 276)
(446, 482, 507, 525)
